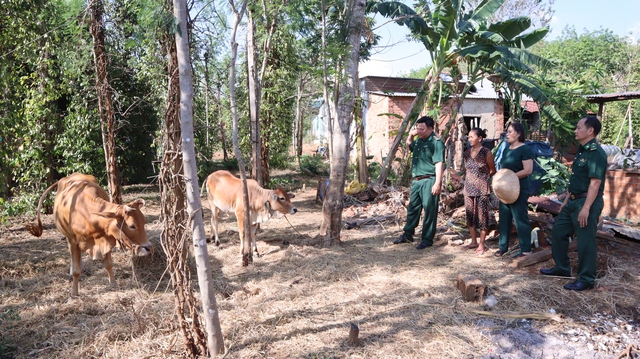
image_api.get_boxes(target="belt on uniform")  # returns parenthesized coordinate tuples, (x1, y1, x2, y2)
(413, 174, 433, 181)
(569, 191, 603, 200)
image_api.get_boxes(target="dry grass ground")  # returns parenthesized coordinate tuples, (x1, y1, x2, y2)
(1, 172, 638, 359)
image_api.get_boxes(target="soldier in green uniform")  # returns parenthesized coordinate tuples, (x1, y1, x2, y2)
(541, 116, 607, 291)
(393, 116, 445, 250)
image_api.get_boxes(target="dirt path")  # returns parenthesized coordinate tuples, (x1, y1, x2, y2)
(0, 184, 638, 358)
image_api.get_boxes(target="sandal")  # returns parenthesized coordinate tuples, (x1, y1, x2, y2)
(494, 250, 506, 257)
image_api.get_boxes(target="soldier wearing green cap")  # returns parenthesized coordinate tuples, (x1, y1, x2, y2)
(393, 116, 445, 250)
(541, 116, 607, 291)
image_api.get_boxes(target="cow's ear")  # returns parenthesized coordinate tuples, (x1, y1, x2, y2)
(126, 199, 145, 210)
(288, 192, 295, 199)
(124, 205, 136, 214)
(264, 200, 271, 212)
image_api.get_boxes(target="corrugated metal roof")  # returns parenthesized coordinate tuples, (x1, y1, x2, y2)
(584, 92, 640, 103)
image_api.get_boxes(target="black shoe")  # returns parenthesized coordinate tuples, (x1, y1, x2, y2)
(540, 267, 572, 277)
(416, 242, 432, 250)
(393, 234, 414, 244)
(563, 281, 594, 291)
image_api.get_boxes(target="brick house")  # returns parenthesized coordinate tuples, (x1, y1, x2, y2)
(358, 75, 539, 165)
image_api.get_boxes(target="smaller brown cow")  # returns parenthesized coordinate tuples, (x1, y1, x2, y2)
(27, 173, 152, 296)
(201, 170, 297, 256)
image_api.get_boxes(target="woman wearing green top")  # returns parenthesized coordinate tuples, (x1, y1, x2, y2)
(495, 122, 534, 257)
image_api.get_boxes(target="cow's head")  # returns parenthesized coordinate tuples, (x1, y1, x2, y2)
(266, 188, 297, 219)
(98, 199, 152, 256)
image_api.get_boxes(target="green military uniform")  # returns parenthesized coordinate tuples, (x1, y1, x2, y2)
(498, 144, 534, 254)
(550, 139, 607, 285)
(403, 133, 445, 246)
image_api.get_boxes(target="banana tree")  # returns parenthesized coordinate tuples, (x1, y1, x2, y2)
(441, 17, 570, 167)
(371, 0, 566, 183)
(368, 0, 508, 185)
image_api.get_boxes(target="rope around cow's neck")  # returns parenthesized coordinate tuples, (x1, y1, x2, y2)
(117, 214, 133, 251)
(284, 215, 306, 237)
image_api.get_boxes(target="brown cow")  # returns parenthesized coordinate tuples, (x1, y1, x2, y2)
(27, 173, 152, 296)
(201, 170, 297, 256)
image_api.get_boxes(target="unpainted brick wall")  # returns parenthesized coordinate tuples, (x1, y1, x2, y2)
(365, 95, 415, 163)
(602, 169, 640, 223)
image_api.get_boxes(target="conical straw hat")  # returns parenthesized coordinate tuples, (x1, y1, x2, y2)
(492, 168, 520, 204)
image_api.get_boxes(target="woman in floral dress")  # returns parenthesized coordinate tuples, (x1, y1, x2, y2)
(463, 128, 496, 254)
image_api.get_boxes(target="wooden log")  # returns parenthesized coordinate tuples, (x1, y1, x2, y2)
(513, 239, 578, 268)
(514, 228, 632, 268)
(348, 322, 360, 346)
(456, 274, 486, 302)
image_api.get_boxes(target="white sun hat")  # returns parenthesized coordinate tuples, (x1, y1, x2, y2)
(492, 168, 520, 204)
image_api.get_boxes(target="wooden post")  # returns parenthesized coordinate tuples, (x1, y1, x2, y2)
(348, 322, 360, 346)
(597, 102, 603, 119)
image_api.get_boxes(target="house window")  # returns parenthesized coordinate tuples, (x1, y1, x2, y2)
(464, 116, 481, 131)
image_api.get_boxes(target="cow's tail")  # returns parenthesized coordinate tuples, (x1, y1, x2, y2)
(200, 175, 208, 197)
(25, 181, 59, 237)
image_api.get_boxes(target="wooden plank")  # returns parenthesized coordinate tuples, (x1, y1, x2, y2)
(514, 240, 578, 268)
(515, 229, 637, 268)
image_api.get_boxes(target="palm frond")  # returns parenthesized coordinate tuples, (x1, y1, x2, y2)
(508, 27, 549, 49)
(487, 17, 531, 41)
(468, 0, 506, 23)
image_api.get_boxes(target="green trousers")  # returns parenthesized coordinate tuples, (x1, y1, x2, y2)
(498, 190, 531, 253)
(404, 177, 439, 245)
(551, 196, 603, 285)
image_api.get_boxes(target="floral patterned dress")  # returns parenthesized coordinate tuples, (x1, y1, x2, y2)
(463, 146, 491, 230)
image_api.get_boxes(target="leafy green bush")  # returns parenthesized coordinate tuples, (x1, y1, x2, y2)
(531, 157, 570, 195)
(0, 192, 41, 222)
(269, 176, 296, 191)
(299, 155, 329, 176)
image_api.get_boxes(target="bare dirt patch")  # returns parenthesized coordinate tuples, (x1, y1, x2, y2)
(1, 176, 639, 358)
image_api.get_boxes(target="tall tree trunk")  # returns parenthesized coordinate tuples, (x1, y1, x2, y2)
(293, 73, 307, 159)
(216, 83, 229, 161)
(89, 0, 122, 204)
(246, 9, 263, 185)
(355, 110, 368, 184)
(375, 69, 434, 185)
(159, 26, 206, 357)
(229, 0, 252, 266)
(172, 0, 224, 355)
(319, 0, 366, 246)
(204, 50, 211, 148)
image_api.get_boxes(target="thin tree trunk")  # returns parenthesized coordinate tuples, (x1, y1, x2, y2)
(229, 0, 252, 266)
(204, 50, 211, 147)
(215, 83, 229, 161)
(320, 0, 334, 163)
(293, 73, 307, 159)
(172, 0, 224, 355)
(89, 0, 122, 204)
(159, 25, 206, 357)
(319, 0, 366, 246)
(375, 69, 434, 185)
(246, 9, 262, 185)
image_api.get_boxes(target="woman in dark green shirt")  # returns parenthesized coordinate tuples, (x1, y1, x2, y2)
(496, 122, 534, 257)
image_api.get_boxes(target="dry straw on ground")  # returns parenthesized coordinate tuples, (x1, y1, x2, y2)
(1, 176, 638, 358)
